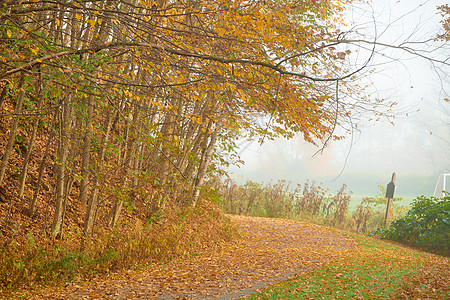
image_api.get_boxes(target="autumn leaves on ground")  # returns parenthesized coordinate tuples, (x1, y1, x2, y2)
(3, 215, 450, 299)
(10, 216, 355, 299)
(1, 0, 450, 299)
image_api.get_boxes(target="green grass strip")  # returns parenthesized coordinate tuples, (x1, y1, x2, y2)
(248, 233, 431, 299)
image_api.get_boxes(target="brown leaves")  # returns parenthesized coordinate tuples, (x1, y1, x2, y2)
(19, 216, 355, 299)
(396, 254, 450, 299)
(438, 4, 450, 41)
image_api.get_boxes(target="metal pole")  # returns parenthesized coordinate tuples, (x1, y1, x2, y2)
(384, 172, 396, 228)
(443, 175, 446, 198)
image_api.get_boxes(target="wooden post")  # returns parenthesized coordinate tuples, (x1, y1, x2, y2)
(384, 172, 396, 228)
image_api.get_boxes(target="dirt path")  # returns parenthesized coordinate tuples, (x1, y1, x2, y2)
(26, 215, 356, 299)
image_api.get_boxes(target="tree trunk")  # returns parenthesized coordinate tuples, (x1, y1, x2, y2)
(130, 139, 142, 207)
(0, 86, 25, 185)
(107, 79, 143, 228)
(175, 102, 201, 173)
(59, 175, 74, 239)
(29, 112, 56, 216)
(182, 122, 211, 180)
(79, 95, 94, 207)
(51, 94, 72, 238)
(191, 121, 221, 206)
(83, 110, 112, 235)
(0, 85, 7, 109)
(108, 114, 138, 228)
(18, 74, 43, 199)
(84, 177, 99, 235)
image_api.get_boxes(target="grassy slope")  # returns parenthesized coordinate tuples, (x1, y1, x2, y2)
(248, 231, 449, 299)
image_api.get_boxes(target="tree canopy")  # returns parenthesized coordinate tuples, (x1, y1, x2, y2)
(2, 0, 447, 237)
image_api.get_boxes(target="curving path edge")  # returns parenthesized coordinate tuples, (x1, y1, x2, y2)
(26, 215, 356, 299)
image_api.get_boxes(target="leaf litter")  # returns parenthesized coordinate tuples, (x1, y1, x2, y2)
(15, 215, 355, 299)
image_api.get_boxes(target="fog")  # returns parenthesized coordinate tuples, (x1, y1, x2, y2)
(226, 0, 450, 201)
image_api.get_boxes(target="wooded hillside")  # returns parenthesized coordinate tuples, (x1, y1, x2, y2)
(1, 0, 362, 239)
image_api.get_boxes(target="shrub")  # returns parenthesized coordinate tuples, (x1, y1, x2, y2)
(218, 179, 352, 226)
(0, 200, 236, 292)
(382, 195, 450, 255)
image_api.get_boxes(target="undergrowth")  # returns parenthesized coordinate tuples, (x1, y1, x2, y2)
(0, 200, 237, 294)
(380, 195, 450, 255)
(217, 179, 406, 235)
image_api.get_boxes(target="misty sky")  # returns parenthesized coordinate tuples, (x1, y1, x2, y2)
(227, 0, 450, 198)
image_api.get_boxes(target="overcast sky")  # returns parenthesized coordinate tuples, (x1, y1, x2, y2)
(227, 0, 450, 198)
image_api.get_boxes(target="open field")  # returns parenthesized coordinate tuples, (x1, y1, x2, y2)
(347, 195, 415, 212)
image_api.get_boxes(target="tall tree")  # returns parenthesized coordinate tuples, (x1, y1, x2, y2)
(1, 0, 448, 236)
